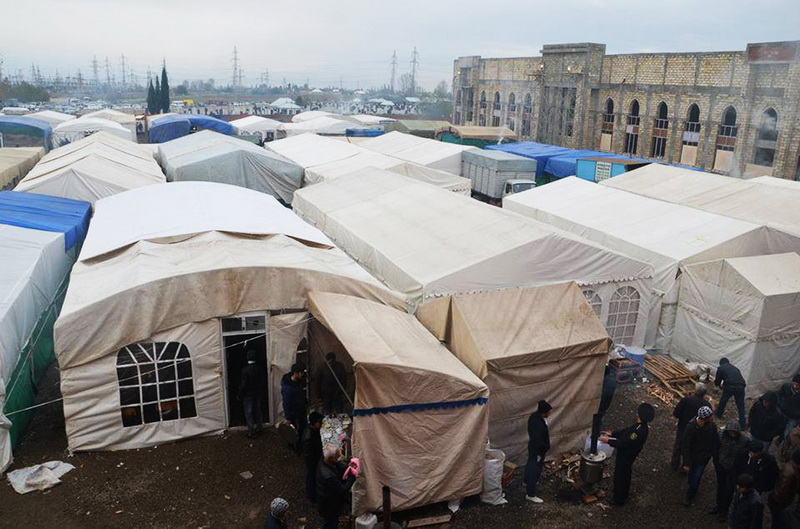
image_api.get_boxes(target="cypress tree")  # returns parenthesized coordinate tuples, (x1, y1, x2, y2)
(154, 77, 161, 113)
(146, 79, 157, 114)
(160, 65, 170, 113)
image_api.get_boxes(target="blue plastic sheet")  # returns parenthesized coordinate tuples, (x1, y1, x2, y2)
(0, 191, 91, 250)
(486, 142, 574, 176)
(148, 115, 236, 143)
(0, 116, 53, 151)
(345, 128, 384, 137)
(544, 150, 622, 179)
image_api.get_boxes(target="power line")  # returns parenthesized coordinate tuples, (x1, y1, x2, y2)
(104, 56, 111, 88)
(231, 45, 240, 89)
(389, 50, 398, 93)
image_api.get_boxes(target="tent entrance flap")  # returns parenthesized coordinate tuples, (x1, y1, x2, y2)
(221, 314, 269, 427)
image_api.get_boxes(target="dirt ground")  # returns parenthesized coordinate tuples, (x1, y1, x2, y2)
(1, 364, 767, 529)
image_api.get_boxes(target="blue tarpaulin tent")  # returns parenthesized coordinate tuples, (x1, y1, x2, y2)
(346, 128, 384, 137)
(545, 150, 627, 179)
(0, 191, 91, 250)
(0, 116, 52, 151)
(486, 142, 574, 176)
(149, 115, 236, 143)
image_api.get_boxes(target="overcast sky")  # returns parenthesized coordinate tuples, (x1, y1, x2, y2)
(3, 0, 799, 91)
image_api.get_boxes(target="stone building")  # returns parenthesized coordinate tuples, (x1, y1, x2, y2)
(453, 41, 800, 180)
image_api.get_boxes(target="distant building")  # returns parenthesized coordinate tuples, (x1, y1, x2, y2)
(453, 41, 800, 180)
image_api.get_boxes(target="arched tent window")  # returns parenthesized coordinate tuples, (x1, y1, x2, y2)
(623, 100, 640, 154)
(508, 92, 516, 112)
(117, 342, 197, 427)
(606, 286, 640, 346)
(754, 108, 779, 167)
(582, 289, 603, 318)
(651, 102, 669, 159)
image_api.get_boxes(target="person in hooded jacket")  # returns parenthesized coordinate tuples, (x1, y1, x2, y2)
(682, 405, 721, 506)
(728, 474, 764, 529)
(733, 441, 779, 495)
(749, 391, 786, 450)
(672, 383, 712, 470)
(712, 420, 751, 521)
(779, 375, 800, 441)
(600, 402, 654, 507)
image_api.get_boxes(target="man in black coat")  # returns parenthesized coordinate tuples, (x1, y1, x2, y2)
(281, 362, 308, 450)
(712, 421, 750, 521)
(317, 444, 357, 529)
(239, 350, 265, 439)
(302, 412, 324, 503)
(728, 474, 764, 529)
(779, 375, 800, 441)
(749, 391, 786, 450)
(672, 383, 711, 469)
(715, 358, 747, 430)
(732, 440, 779, 494)
(263, 497, 289, 529)
(525, 400, 552, 503)
(682, 405, 721, 506)
(600, 402, 654, 506)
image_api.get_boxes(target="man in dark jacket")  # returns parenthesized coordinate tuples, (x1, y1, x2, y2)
(239, 350, 265, 439)
(281, 362, 308, 450)
(302, 412, 324, 503)
(263, 497, 289, 529)
(682, 405, 721, 506)
(715, 358, 748, 429)
(779, 375, 800, 441)
(598, 365, 618, 429)
(672, 383, 712, 469)
(750, 391, 786, 450)
(317, 352, 347, 415)
(728, 474, 764, 529)
(769, 450, 800, 529)
(733, 441, 779, 495)
(712, 421, 750, 520)
(317, 444, 357, 529)
(600, 402, 654, 506)
(525, 400, 552, 503)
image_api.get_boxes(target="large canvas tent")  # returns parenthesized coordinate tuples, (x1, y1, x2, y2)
(385, 120, 451, 138)
(359, 131, 477, 175)
(673, 253, 800, 396)
(0, 116, 52, 151)
(0, 148, 44, 189)
(293, 170, 655, 346)
(157, 130, 303, 203)
(229, 115, 281, 142)
(602, 164, 800, 238)
(417, 283, 610, 464)
(54, 182, 401, 452)
(53, 117, 132, 146)
(148, 115, 236, 143)
(308, 291, 488, 515)
(0, 192, 91, 472)
(27, 110, 76, 127)
(82, 109, 137, 140)
(16, 132, 165, 204)
(749, 176, 800, 189)
(278, 116, 354, 137)
(291, 110, 335, 123)
(504, 177, 800, 349)
(436, 125, 516, 148)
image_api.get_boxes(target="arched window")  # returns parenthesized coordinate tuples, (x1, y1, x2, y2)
(683, 104, 701, 147)
(494, 91, 501, 108)
(754, 108, 779, 167)
(480, 91, 487, 108)
(604, 98, 615, 123)
(582, 289, 603, 318)
(117, 342, 197, 427)
(623, 100, 640, 154)
(508, 92, 516, 112)
(492, 92, 502, 126)
(606, 287, 640, 346)
(720, 106, 738, 137)
(651, 102, 669, 159)
(522, 93, 532, 136)
(524, 93, 532, 113)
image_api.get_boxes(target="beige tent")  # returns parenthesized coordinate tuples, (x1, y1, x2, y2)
(359, 131, 478, 175)
(417, 283, 610, 464)
(81, 109, 137, 140)
(673, 253, 800, 396)
(54, 182, 401, 452)
(0, 147, 44, 189)
(308, 291, 488, 515)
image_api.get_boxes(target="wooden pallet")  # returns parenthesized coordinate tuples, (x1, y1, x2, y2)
(644, 354, 697, 398)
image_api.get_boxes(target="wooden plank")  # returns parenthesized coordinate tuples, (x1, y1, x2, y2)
(407, 514, 452, 527)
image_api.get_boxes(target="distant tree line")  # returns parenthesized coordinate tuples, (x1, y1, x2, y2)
(146, 65, 171, 114)
(0, 80, 51, 103)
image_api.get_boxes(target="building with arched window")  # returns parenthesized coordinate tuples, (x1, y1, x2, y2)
(454, 40, 800, 180)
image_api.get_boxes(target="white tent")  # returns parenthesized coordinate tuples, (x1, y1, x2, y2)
(52, 117, 132, 146)
(749, 176, 800, 189)
(81, 109, 137, 140)
(27, 110, 75, 127)
(1, 224, 72, 472)
(346, 115, 395, 127)
(278, 116, 354, 137)
(270, 98, 301, 111)
(293, 170, 655, 346)
(291, 110, 335, 123)
(504, 177, 800, 349)
(359, 131, 478, 175)
(602, 165, 800, 238)
(157, 131, 303, 203)
(673, 253, 800, 396)
(54, 182, 402, 452)
(0, 148, 44, 190)
(229, 115, 281, 142)
(15, 132, 165, 204)
(267, 133, 362, 168)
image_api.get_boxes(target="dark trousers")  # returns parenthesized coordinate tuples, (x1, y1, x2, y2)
(242, 396, 263, 436)
(686, 461, 709, 502)
(524, 456, 544, 497)
(717, 385, 747, 429)
(322, 518, 338, 529)
(613, 460, 634, 504)
(770, 496, 788, 529)
(286, 410, 307, 449)
(714, 463, 734, 512)
(305, 464, 317, 503)
(671, 426, 686, 469)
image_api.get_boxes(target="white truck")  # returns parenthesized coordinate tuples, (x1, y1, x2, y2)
(462, 149, 537, 205)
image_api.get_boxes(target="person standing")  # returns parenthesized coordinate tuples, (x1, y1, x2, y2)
(712, 421, 750, 521)
(597, 365, 618, 429)
(769, 450, 800, 529)
(600, 402, 654, 506)
(239, 350, 265, 439)
(749, 391, 786, 451)
(672, 383, 712, 470)
(317, 444, 357, 529)
(302, 412, 324, 504)
(682, 405, 721, 506)
(715, 358, 748, 430)
(733, 441, 779, 495)
(317, 353, 347, 415)
(781, 423, 800, 464)
(778, 376, 800, 442)
(281, 362, 308, 450)
(263, 497, 289, 529)
(525, 400, 552, 504)
(728, 474, 764, 529)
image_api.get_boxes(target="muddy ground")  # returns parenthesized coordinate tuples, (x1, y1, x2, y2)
(0, 365, 771, 528)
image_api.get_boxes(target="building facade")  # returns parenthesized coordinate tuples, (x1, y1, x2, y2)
(453, 41, 800, 180)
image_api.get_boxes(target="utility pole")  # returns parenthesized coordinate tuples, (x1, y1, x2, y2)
(104, 56, 112, 88)
(231, 46, 240, 89)
(0, 55, 4, 82)
(120, 54, 127, 90)
(410, 47, 419, 95)
(389, 50, 398, 93)
(91, 55, 99, 89)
